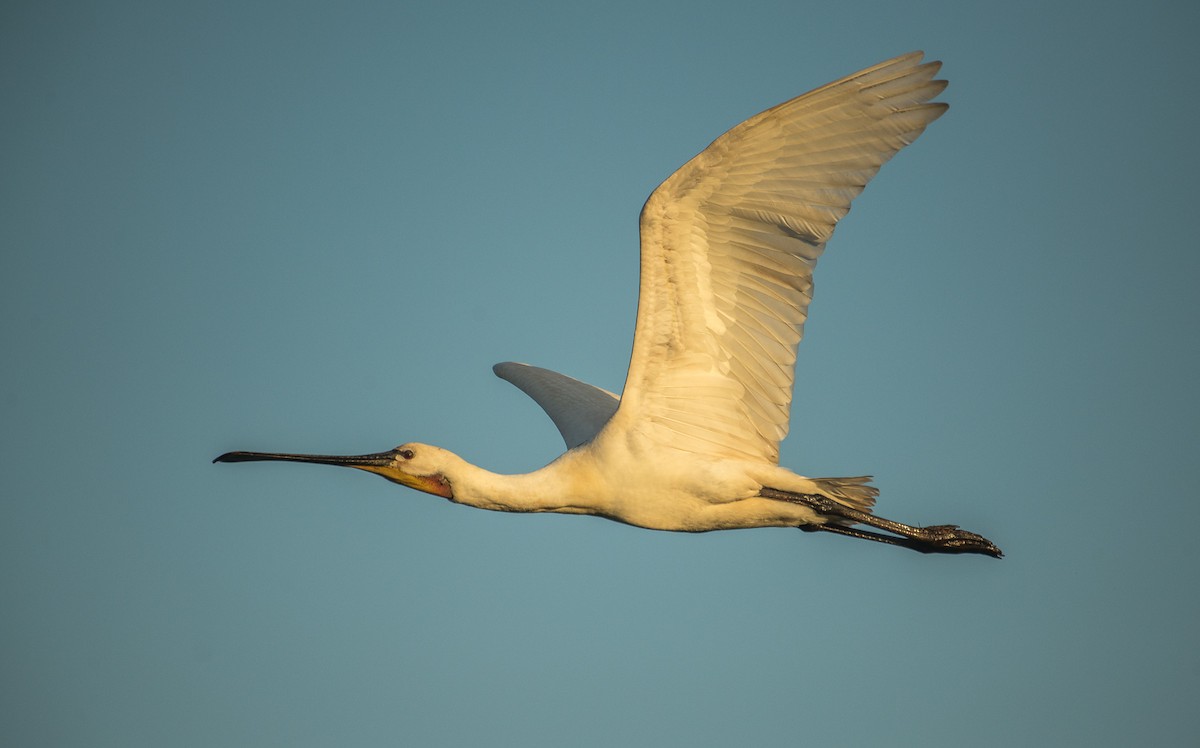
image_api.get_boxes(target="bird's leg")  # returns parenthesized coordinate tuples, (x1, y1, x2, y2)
(760, 488, 1002, 558)
(798, 522, 931, 551)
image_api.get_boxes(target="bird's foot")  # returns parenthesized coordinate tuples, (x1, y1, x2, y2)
(913, 525, 1003, 558)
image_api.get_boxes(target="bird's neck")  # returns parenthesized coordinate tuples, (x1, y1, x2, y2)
(441, 452, 599, 516)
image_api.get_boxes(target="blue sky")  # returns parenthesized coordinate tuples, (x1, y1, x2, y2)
(3, 1, 1198, 745)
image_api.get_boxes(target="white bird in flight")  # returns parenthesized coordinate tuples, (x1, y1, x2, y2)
(216, 52, 1001, 558)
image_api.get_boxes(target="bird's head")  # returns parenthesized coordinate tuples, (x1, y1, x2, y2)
(213, 442, 454, 498)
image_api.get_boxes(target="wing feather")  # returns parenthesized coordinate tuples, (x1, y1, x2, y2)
(493, 362, 618, 449)
(605, 52, 947, 462)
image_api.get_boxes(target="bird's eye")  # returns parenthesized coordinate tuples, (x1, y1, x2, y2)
(398, 448, 415, 460)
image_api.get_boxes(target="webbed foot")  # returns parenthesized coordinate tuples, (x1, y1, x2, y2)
(913, 525, 1003, 558)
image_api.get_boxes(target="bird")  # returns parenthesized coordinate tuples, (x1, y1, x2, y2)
(215, 52, 1002, 558)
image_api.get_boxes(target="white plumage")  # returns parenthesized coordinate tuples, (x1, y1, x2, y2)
(493, 362, 618, 450)
(216, 52, 1001, 557)
(618, 52, 946, 464)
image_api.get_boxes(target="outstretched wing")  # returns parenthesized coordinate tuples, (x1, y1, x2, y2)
(607, 52, 947, 462)
(494, 362, 619, 449)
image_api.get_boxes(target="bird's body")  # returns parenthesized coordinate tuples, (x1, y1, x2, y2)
(217, 52, 1001, 557)
(381, 433, 834, 532)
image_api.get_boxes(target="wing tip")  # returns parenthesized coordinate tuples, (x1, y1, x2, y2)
(493, 361, 526, 380)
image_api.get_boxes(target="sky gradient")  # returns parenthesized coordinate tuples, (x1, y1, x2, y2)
(3, 1, 1198, 745)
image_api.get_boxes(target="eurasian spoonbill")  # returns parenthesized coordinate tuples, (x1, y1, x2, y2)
(216, 52, 1001, 558)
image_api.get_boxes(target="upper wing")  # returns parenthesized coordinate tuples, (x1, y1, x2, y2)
(606, 52, 947, 463)
(493, 362, 619, 449)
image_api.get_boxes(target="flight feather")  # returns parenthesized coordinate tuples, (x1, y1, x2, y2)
(608, 52, 947, 462)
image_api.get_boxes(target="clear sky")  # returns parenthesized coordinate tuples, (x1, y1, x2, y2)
(3, 1, 1197, 745)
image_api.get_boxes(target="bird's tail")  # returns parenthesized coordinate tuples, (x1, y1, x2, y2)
(812, 476, 878, 513)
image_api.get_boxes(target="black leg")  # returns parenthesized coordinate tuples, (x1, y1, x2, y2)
(763, 488, 1002, 558)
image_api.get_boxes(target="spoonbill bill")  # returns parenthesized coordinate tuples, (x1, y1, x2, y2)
(216, 52, 1002, 558)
